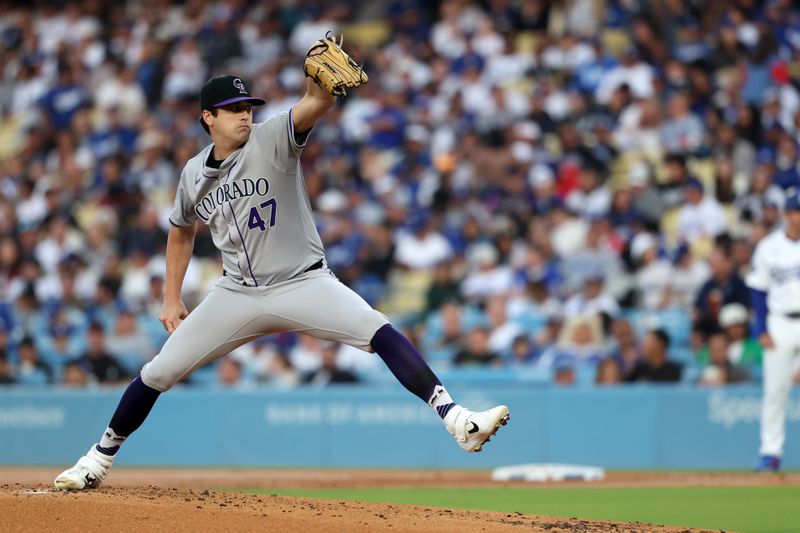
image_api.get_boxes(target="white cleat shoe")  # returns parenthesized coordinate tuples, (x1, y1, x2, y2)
(54, 446, 114, 490)
(444, 405, 510, 452)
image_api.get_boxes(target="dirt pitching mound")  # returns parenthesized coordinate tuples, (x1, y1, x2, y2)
(0, 483, 713, 533)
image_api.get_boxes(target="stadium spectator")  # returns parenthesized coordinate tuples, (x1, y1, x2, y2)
(38, 322, 83, 372)
(693, 246, 750, 334)
(485, 295, 523, 356)
(625, 161, 662, 229)
(304, 342, 360, 386)
(561, 217, 626, 297)
(424, 261, 461, 316)
(553, 363, 576, 387)
(543, 314, 607, 370)
(676, 177, 727, 245)
(670, 244, 711, 312)
(461, 242, 514, 303)
(289, 335, 325, 376)
(563, 274, 620, 320)
(509, 334, 536, 367)
(697, 331, 751, 386)
(264, 352, 301, 389)
(62, 361, 89, 388)
(74, 322, 128, 385)
(564, 166, 611, 219)
(105, 309, 156, 374)
(719, 303, 762, 366)
(631, 232, 674, 310)
(507, 278, 560, 334)
(39, 63, 90, 132)
(595, 357, 623, 386)
(660, 92, 705, 155)
(659, 153, 691, 211)
(0, 352, 16, 385)
(1, 0, 798, 391)
(696, 303, 762, 368)
(216, 357, 245, 388)
(595, 45, 655, 104)
(394, 214, 453, 271)
(453, 326, 503, 367)
(15, 336, 52, 386)
(735, 162, 785, 223)
(624, 329, 682, 383)
(607, 318, 641, 375)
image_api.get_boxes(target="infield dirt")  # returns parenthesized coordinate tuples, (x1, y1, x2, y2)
(2, 469, 797, 532)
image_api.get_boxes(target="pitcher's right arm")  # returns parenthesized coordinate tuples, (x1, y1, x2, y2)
(159, 223, 197, 333)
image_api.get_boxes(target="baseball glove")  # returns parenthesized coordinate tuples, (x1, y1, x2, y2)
(304, 32, 368, 97)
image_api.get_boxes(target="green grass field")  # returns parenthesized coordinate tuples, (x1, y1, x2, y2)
(238, 485, 800, 533)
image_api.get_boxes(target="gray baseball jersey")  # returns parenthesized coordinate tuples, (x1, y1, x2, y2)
(142, 107, 389, 391)
(169, 109, 324, 286)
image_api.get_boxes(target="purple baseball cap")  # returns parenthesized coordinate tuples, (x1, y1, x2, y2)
(200, 75, 266, 110)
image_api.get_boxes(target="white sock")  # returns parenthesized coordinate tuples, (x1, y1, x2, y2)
(428, 385, 456, 419)
(97, 427, 126, 455)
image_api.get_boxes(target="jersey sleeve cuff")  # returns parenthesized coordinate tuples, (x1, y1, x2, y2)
(169, 217, 191, 228)
(288, 107, 312, 151)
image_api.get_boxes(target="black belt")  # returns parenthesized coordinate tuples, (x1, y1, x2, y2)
(223, 260, 323, 286)
(786, 312, 800, 319)
(303, 259, 324, 273)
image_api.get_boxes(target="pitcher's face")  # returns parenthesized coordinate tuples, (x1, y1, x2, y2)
(206, 102, 253, 146)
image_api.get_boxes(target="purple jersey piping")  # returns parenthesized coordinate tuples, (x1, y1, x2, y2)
(224, 161, 258, 286)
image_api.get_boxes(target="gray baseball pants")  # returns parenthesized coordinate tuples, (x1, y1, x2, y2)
(140, 269, 389, 391)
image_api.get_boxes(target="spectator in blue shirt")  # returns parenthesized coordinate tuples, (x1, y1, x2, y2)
(39, 64, 90, 131)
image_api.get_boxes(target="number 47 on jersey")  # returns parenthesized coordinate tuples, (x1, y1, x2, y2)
(248, 199, 277, 231)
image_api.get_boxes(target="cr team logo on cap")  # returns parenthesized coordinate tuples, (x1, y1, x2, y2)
(233, 78, 247, 94)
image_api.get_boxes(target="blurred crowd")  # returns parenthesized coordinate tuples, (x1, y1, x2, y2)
(1, 0, 800, 389)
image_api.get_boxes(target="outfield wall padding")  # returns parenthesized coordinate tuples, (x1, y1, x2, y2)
(1, 386, 798, 469)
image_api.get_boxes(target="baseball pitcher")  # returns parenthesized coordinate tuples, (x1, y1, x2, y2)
(54, 36, 509, 490)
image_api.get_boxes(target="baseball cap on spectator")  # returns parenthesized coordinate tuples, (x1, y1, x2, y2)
(719, 303, 748, 328)
(511, 142, 535, 163)
(771, 61, 791, 86)
(405, 124, 430, 144)
(672, 242, 690, 264)
(468, 242, 498, 268)
(199, 75, 266, 110)
(684, 176, 704, 192)
(756, 148, 774, 165)
(451, 54, 484, 74)
(785, 190, 800, 211)
(528, 164, 554, 188)
(630, 232, 657, 261)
